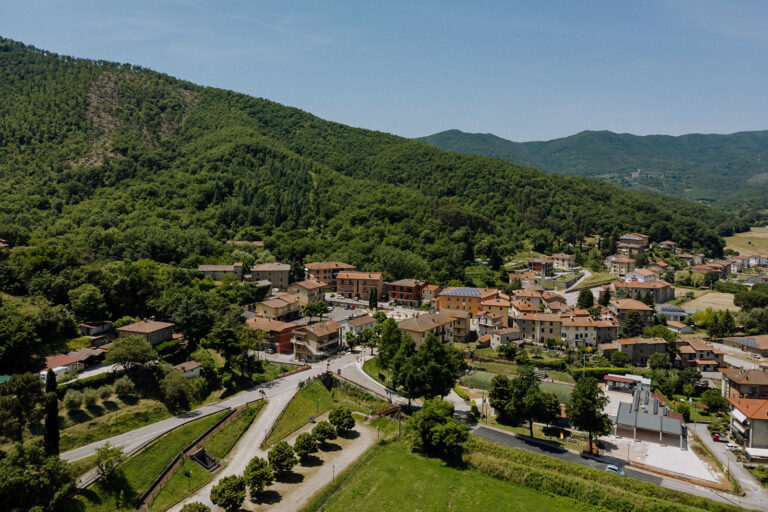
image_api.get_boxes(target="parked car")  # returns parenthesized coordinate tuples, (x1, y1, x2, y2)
(349, 305, 355, 310)
(712, 433, 727, 442)
(605, 465, 625, 476)
(726, 442, 740, 451)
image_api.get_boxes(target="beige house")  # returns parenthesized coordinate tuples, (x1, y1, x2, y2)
(174, 361, 202, 379)
(607, 255, 636, 277)
(287, 279, 327, 305)
(551, 253, 576, 269)
(117, 319, 175, 345)
(598, 337, 667, 366)
(609, 298, 655, 326)
(251, 263, 291, 289)
(291, 320, 341, 362)
(515, 313, 562, 343)
(617, 233, 650, 254)
(479, 297, 511, 327)
(336, 271, 384, 299)
(252, 293, 302, 322)
(304, 262, 355, 288)
(198, 263, 244, 281)
(440, 309, 471, 341)
(397, 313, 456, 344)
(611, 280, 675, 303)
(560, 315, 619, 347)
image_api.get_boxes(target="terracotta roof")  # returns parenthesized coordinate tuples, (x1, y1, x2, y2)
(67, 348, 105, 360)
(631, 269, 657, 277)
(605, 375, 634, 384)
(494, 327, 520, 335)
(616, 337, 666, 346)
(667, 321, 687, 329)
(511, 300, 539, 312)
(174, 361, 202, 373)
(44, 353, 79, 369)
(424, 284, 440, 291)
(679, 345, 695, 354)
(398, 313, 455, 333)
(440, 309, 472, 319)
(719, 368, 768, 385)
(388, 279, 424, 287)
(610, 255, 635, 263)
(685, 338, 716, 352)
(305, 261, 355, 270)
(481, 297, 511, 307)
(336, 271, 382, 280)
(610, 299, 653, 311)
(520, 313, 562, 322)
(290, 279, 327, 290)
(478, 334, 492, 343)
(728, 398, 768, 420)
(117, 319, 174, 334)
(251, 263, 290, 271)
(551, 253, 574, 259)
(260, 296, 301, 309)
(299, 320, 341, 337)
(246, 317, 297, 332)
(513, 289, 544, 298)
(348, 315, 376, 327)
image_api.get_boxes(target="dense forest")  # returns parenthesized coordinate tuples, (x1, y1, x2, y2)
(0, 37, 749, 368)
(419, 129, 768, 214)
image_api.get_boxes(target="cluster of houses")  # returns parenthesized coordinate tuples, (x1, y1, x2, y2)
(39, 318, 202, 381)
(720, 367, 768, 457)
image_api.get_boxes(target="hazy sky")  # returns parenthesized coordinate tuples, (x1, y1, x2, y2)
(2, 1, 767, 141)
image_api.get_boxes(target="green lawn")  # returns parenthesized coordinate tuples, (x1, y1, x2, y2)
(148, 401, 265, 511)
(485, 416, 588, 452)
(362, 357, 390, 385)
(575, 271, 616, 289)
(300, 441, 600, 512)
(78, 410, 227, 512)
(747, 465, 768, 487)
(266, 378, 388, 447)
(462, 371, 574, 402)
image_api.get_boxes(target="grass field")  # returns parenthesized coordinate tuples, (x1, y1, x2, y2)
(265, 379, 388, 446)
(300, 441, 599, 512)
(684, 291, 739, 312)
(725, 227, 768, 257)
(362, 357, 390, 385)
(148, 401, 265, 512)
(79, 410, 227, 512)
(461, 371, 574, 403)
(575, 271, 616, 289)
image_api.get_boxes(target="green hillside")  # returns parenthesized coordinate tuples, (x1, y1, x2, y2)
(418, 128, 768, 207)
(0, 36, 746, 326)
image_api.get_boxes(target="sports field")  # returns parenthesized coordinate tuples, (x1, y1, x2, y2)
(683, 291, 739, 312)
(725, 227, 768, 257)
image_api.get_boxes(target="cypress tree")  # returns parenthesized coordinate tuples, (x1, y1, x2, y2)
(44, 369, 59, 456)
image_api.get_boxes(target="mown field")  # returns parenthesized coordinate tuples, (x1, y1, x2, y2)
(725, 227, 768, 257)
(302, 437, 741, 512)
(684, 292, 739, 312)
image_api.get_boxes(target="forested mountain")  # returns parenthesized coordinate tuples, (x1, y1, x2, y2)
(0, 36, 745, 297)
(418, 129, 768, 208)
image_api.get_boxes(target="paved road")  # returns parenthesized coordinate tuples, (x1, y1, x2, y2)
(62, 351, 362, 463)
(472, 425, 662, 484)
(75, 363, 118, 381)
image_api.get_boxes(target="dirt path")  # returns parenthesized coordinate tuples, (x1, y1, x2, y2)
(249, 417, 376, 512)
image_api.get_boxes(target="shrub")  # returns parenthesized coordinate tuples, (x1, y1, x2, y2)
(243, 456, 273, 494)
(98, 385, 113, 400)
(453, 383, 469, 400)
(180, 504, 210, 512)
(329, 407, 355, 435)
(83, 387, 99, 407)
(268, 441, 297, 475)
(312, 421, 337, 445)
(210, 475, 245, 512)
(293, 432, 318, 461)
(114, 375, 135, 397)
(63, 389, 83, 411)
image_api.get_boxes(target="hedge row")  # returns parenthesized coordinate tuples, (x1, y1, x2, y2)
(465, 438, 739, 512)
(569, 367, 650, 381)
(56, 369, 122, 397)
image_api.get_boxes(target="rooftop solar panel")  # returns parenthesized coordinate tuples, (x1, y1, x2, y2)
(444, 287, 483, 297)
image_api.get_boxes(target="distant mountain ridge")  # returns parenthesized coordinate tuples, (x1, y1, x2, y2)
(418, 129, 768, 205)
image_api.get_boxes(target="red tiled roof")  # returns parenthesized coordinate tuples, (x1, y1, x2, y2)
(44, 353, 79, 369)
(117, 319, 174, 334)
(728, 397, 768, 419)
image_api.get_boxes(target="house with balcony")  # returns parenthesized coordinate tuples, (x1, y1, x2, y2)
(435, 287, 502, 317)
(336, 271, 384, 300)
(606, 255, 636, 277)
(551, 253, 576, 269)
(608, 299, 655, 326)
(528, 258, 554, 277)
(611, 279, 675, 303)
(246, 316, 298, 354)
(720, 368, 768, 400)
(515, 313, 562, 343)
(388, 279, 427, 307)
(291, 320, 342, 362)
(287, 279, 327, 305)
(304, 261, 356, 288)
(598, 337, 667, 366)
(617, 233, 650, 254)
(728, 398, 768, 449)
(676, 338, 725, 372)
(250, 293, 302, 322)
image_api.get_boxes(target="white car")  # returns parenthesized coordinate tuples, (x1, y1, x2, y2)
(605, 464, 626, 476)
(726, 442, 740, 451)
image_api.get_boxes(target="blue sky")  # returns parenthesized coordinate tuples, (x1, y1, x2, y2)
(2, 0, 767, 141)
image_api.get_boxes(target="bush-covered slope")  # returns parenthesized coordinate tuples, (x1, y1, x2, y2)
(0, 36, 744, 291)
(419, 128, 768, 206)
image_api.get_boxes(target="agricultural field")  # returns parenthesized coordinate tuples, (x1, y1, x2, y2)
(724, 227, 768, 257)
(575, 271, 616, 289)
(683, 292, 739, 312)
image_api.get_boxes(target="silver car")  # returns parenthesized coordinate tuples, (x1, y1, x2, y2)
(605, 464, 626, 476)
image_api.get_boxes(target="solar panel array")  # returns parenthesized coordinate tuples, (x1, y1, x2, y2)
(734, 338, 758, 347)
(443, 287, 483, 297)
